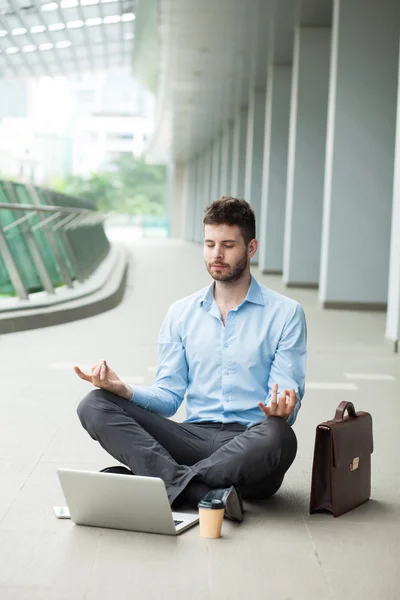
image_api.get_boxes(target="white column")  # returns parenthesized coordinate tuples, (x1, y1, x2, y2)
(203, 144, 212, 207)
(245, 88, 266, 227)
(210, 135, 222, 201)
(184, 159, 197, 242)
(195, 145, 212, 243)
(283, 27, 331, 286)
(220, 122, 234, 196)
(386, 41, 400, 351)
(231, 107, 248, 198)
(169, 162, 188, 239)
(194, 153, 205, 244)
(320, 0, 400, 309)
(259, 65, 292, 273)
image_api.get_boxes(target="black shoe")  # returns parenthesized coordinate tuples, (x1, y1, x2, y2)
(202, 486, 244, 522)
(100, 466, 134, 475)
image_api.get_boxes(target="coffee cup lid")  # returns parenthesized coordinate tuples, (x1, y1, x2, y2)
(197, 498, 224, 510)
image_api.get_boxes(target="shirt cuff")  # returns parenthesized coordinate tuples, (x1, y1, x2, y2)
(127, 385, 152, 411)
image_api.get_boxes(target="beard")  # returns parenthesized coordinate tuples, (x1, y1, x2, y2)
(206, 250, 248, 283)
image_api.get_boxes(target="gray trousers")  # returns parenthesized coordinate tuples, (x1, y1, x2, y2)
(77, 389, 297, 507)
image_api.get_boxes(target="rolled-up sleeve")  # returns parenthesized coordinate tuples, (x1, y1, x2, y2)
(266, 303, 307, 426)
(130, 304, 188, 417)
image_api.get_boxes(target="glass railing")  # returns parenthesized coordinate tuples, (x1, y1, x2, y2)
(0, 180, 109, 300)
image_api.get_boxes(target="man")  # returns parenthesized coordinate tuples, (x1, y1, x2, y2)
(75, 197, 306, 522)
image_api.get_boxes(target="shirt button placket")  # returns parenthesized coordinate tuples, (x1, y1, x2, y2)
(223, 316, 232, 404)
(222, 327, 228, 403)
(225, 313, 236, 405)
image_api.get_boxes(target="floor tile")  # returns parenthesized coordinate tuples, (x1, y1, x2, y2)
(85, 530, 211, 600)
(207, 537, 332, 600)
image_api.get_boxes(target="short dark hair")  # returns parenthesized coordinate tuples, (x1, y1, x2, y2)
(203, 196, 256, 245)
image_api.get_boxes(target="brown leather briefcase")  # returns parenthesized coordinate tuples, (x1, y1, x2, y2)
(310, 401, 373, 517)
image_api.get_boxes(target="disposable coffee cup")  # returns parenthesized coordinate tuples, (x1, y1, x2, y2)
(198, 498, 225, 538)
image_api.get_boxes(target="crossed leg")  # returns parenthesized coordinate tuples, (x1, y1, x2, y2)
(77, 389, 297, 506)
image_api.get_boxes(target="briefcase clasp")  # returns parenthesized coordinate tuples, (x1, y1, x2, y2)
(350, 457, 360, 471)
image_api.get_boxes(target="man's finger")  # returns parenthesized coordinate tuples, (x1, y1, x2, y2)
(73, 366, 92, 383)
(90, 363, 101, 386)
(274, 389, 287, 417)
(286, 389, 297, 416)
(92, 363, 101, 377)
(257, 402, 270, 417)
(100, 361, 107, 382)
(276, 394, 288, 417)
(269, 383, 278, 414)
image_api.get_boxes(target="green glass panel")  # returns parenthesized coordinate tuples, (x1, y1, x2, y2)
(0, 179, 110, 297)
(0, 182, 42, 292)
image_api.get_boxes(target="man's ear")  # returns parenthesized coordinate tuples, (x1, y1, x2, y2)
(248, 239, 258, 257)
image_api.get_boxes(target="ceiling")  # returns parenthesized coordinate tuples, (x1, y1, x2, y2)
(156, 0, 265, 162)
(0, 0, 136, 77)
(135, 0, 333, 164)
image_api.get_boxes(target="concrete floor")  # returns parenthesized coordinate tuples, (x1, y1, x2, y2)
(0, 238, 399, 600)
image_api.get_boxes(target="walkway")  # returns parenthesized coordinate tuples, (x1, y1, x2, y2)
(0, 237, 398, 599)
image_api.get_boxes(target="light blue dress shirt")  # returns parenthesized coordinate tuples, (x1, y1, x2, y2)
(131, 276, 307, 427)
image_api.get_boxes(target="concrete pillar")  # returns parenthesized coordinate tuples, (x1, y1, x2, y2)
(210, 135, 222, 201)
(194, 154, 205, 244)
(283, 27, 331, 287)
(386, 169, 400, 351)
(203, 143, 212, 205)
(245, 88, 266, 227)
(184, 159, 197, 242)
(195, 146, 212, 243)
(231, 107, 248, 198)
(220, 122, 234, 197)
(386, 42, 400, 352)
(166, 161, 174, 238)
(320, 0, 400, 309)
(169, 162, 188, 239)
(259, 65, 292, 273)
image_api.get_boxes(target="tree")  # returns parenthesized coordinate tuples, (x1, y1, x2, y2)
(52, 155, 167, 216)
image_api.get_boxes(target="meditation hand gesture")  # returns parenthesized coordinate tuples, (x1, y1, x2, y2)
(257, 383, 297, 421)
(73, 360, 132, 400)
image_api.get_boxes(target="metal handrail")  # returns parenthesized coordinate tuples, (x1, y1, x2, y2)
(0, 202, 105, 232)
(0, 202, 95, 214)
(0, 202, 107, 301)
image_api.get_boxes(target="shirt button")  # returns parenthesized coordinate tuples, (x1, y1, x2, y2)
(224, 343, 228, 348)
(224, 370, 229, 375)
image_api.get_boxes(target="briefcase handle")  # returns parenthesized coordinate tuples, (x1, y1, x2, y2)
(334, 401, 357, 422)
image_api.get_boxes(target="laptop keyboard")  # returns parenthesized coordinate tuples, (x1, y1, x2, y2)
(174, 519, 183, 527)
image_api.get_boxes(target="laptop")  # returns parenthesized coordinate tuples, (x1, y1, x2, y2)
(56, 468, 199, 535)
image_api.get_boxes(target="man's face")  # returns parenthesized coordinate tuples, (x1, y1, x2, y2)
(203, 224, 249, 283)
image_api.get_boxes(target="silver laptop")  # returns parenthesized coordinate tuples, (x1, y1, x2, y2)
(56, 469, 199, 535)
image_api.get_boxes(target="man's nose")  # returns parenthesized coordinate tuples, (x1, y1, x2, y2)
(212, 246, 223, 259)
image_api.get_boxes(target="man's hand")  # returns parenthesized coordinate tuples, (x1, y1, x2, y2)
(73, 360, 132, 400)
(257, 383, 297, 420)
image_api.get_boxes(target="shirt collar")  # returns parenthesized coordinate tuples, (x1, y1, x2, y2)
(198, 275, 264, 311)
(245, 275, 264, 306)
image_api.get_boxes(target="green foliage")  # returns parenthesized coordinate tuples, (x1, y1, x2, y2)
(52, 155, 167, 216)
